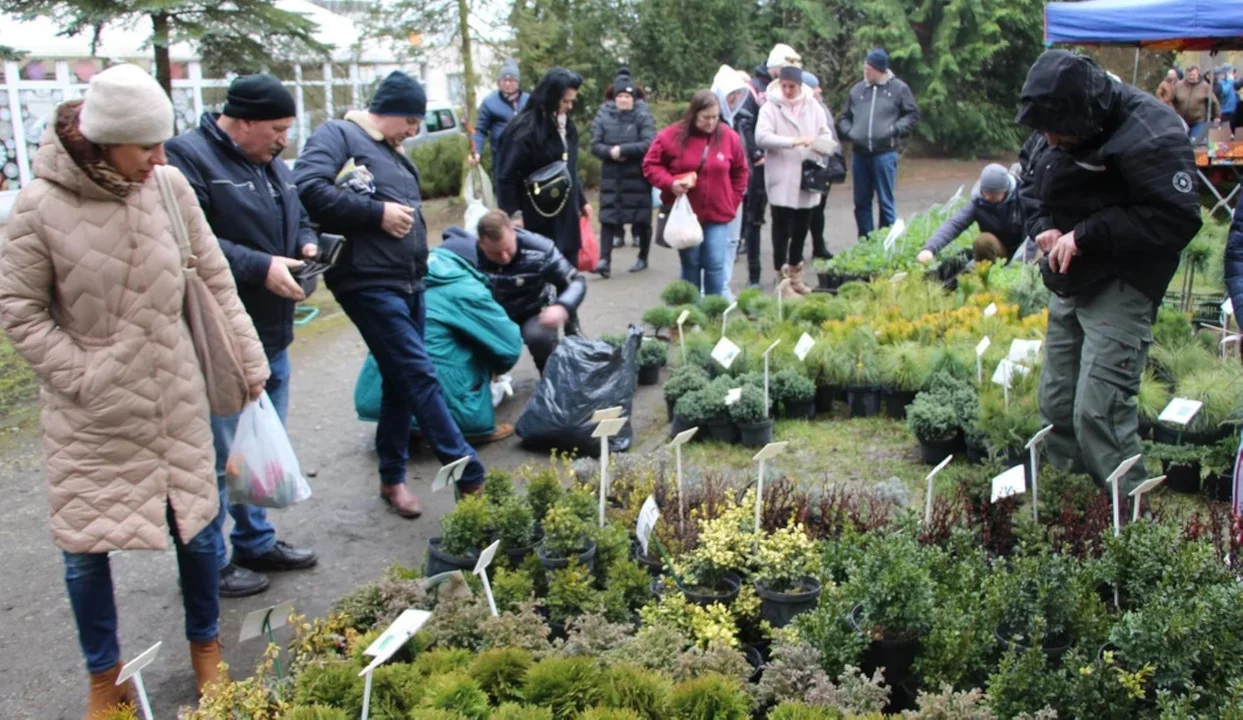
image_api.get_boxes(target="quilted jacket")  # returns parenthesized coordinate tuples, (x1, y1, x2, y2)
(0, 115, 269, 553)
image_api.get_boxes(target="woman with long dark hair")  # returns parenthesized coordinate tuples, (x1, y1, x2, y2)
(642, 90, 749, 296)
(495, 67, 591, 262)
(590, 68, 656, 276)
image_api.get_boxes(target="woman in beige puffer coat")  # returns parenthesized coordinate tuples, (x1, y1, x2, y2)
(0, 64, 268, 718)
(756, 65, 838, 296)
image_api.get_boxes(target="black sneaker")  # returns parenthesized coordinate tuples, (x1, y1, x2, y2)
(595, 260, 611, 279)
(234, 540, 319, 573)
(219, 563, 270, 598)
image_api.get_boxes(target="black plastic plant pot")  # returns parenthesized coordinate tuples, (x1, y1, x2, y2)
(783, 398, 815, 420)
(742, 644, 764, 684)
(426, 537, 480, 576)
(1138, 418, 1153, 441)
(1161, 460, 1202, 495)
(670, 414, 690, 439)
(846, 385, 882, 418)
(995, 624, 1073, 664)
(536, 539, 597, 572)
(755, 577, 822, 628)
(638, 363, 661, 386)
(885, 389, 917, 420)
(682, 572, 742, 606)
(706, 420, 741, 445)
(502, 537, 540, 569)
(738, 419, 774, 449)
(1203, 471, 1232, 502)
(966, 438, 988, 465)
(849, 604, 921, 713)
(814, 385, 835, 414)
(817, 272, 838, 291)
(631, 541, 664, 576)
(917, 437, 956, 465)
(1153, 422, 1230, 447)
(665, 396, 676, 423)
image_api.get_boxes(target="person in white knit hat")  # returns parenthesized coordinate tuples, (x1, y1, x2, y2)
(0, 61, 269, 717)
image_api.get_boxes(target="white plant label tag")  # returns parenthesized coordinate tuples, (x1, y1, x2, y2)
(991, 358, 1029, 389)
(990, 464, 1027, 502)
(473, 539, 501, 575)
(975, 336, 991, 357)
(432, 456, 470, 492)
(1129, 475, 1166, 496)
(1158, 398, 1203, 427)
(983, 302, 998, 318)
(1007, 339, 1042, 364)
(117, 642, 162, 684)
(362, 609, 432, 670)
(711, 336, 741, 369)
(794, 333, 816, 361)
(724, 387, 742, 406)
(635, 495, 660, 556)
(891, 272, 907, 282)
(1223, 298, 1234, 316)
(677, 309, 690, 326)
(591, 406, 623, 423)
(238, 600, 295, 642)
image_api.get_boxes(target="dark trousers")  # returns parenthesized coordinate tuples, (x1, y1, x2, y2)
(336, 287, 484, 490)
(522, 314, 561, 374)
(741, 182, 768, 285)
(600, 222, 651, 264)
(770, 206, 812, 269)
(808, 188, 831, 259)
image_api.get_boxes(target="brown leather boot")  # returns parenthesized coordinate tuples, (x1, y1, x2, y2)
(778, 265, 800, 300)
(190, 637, 226, 697)
(85, 663, 133, 720)
(789, 263, 813, 295)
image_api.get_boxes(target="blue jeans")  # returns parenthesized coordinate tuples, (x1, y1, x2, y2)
(1188, 122, 1208, 141)
(209, 349, 290, 569)
(679, 222, 730, 297)
(63, 504, 219, 673)
(721, 206, 745, 302)
(852, 151, 899, 239)
(336, 287, 484, 490)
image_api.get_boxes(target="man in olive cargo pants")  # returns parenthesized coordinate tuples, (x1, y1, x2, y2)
(1016, 51, 1202, 496)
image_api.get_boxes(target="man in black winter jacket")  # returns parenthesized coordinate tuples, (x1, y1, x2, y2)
(1017, 50, 1202, 496)
(734, 64, 772, 288)
(295, 71, 487, 517)
(464, 210, 587, 374)
(165, 74, 318, 598)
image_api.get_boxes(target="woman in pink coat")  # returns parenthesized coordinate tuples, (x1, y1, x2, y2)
(756, 66, 838, 295)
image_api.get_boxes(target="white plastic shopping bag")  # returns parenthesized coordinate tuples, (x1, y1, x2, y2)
(663, 195, 704, 250)
(226, 392, 312, 508)
(463, 165, 495, 235)
(491, 373, 514, 408)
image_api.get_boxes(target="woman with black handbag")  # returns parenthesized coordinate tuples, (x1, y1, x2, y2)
(495, 67, 592, 262)
(756, 66, 838, 296)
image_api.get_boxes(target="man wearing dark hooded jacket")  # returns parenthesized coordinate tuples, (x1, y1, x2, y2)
(1016, 50, 1201, 496)
(734, 64, 772, 289)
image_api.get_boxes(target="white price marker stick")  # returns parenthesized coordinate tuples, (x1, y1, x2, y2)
(590, 406, 623, 423)
(668, 427, 698, 522)
(593, 417, 628, 527)
(676, 309, 690, 365)
(635, 495, 660, 556)
(116, 642, 161, 720)
(1129, 476, 1166, 522)
(924, 454, 954, 526)
(794, 333, 816, 362)
(1025, 425, 1054, 522)
(975, 336, 991, 384)
(711, 336, 742, 370)
(762, 340, 781, 414)
(238, 599, 295, 678)
(432, 456, 471, 497)
(776, 279, 792, 321)
(721, 302, 738, 336)
(990, 464, 1026, 502)
(473, 540, 502, 617)
(983, 302, 998, 319)
(360, 609, 433, 720)
(1105, 454, 1144, 536)
(752, 442, 789, 546)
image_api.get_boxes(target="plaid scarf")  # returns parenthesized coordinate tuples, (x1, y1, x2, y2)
(56, 100, 143, 198)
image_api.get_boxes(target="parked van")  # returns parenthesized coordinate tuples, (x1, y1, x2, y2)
(403, 100, 463, 150)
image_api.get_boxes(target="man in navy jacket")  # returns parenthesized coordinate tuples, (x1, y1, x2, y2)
(295, 71, 487, 517)
(470, 58, 528, 177)
(166, 74, 319, 598)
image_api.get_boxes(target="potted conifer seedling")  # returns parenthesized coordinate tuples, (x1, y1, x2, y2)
(730, 384, 772, 448)
(637, 340, 668, 386)
(664, 364, 709, 424)
(753, 522, 821, 627)
(771, 369, 816, 420)
(427, 494, 491, 575)
(537, 500, 597, 571)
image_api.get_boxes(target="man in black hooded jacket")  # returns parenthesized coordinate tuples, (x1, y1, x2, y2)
(1016, 50, 1201, 495)
(734, 64, 772, 289)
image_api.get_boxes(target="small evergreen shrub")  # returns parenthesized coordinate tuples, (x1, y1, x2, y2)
(523, 657, 606, 719)
(668, 673, 751, 720)
(470, 647, 534, 704)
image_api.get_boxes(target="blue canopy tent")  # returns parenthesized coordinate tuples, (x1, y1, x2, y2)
(1045, 0, 1243, 52)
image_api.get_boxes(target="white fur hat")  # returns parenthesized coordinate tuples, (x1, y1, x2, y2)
(79, 64, 174, 145)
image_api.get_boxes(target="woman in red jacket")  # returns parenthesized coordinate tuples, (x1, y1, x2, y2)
(643, 90, 750, 296)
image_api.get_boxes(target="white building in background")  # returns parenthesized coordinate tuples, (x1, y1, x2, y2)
(0, 0, 505, 219)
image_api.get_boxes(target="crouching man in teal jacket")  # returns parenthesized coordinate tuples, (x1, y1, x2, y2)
(355, 228, 522, 442)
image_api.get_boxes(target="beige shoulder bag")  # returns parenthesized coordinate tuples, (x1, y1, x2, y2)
(155, 166, 250, 417)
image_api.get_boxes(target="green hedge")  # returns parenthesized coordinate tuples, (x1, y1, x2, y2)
(409, 134, 600, 201)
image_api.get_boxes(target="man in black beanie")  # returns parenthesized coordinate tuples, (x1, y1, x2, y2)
(166, 72, 320, 598)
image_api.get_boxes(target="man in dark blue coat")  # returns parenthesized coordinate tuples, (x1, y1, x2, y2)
(166, 74, 318, 598)
(295, 71, 487, 517)
(470, 59, 529, 177)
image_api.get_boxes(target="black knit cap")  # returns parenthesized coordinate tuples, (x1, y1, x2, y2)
(370, 71, 427, 118)
(613, 67, 635, 96)
(223, 73, 297, 121)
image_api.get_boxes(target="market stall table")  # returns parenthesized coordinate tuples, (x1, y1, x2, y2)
(1195, 138, 1243, 219)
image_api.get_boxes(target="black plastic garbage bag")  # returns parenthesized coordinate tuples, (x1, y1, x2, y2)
(515, 326, 642, 457)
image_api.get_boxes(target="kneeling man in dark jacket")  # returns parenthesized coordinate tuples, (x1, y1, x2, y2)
(1017, 50, 1201, 496)
(444, 210, 587, 374)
